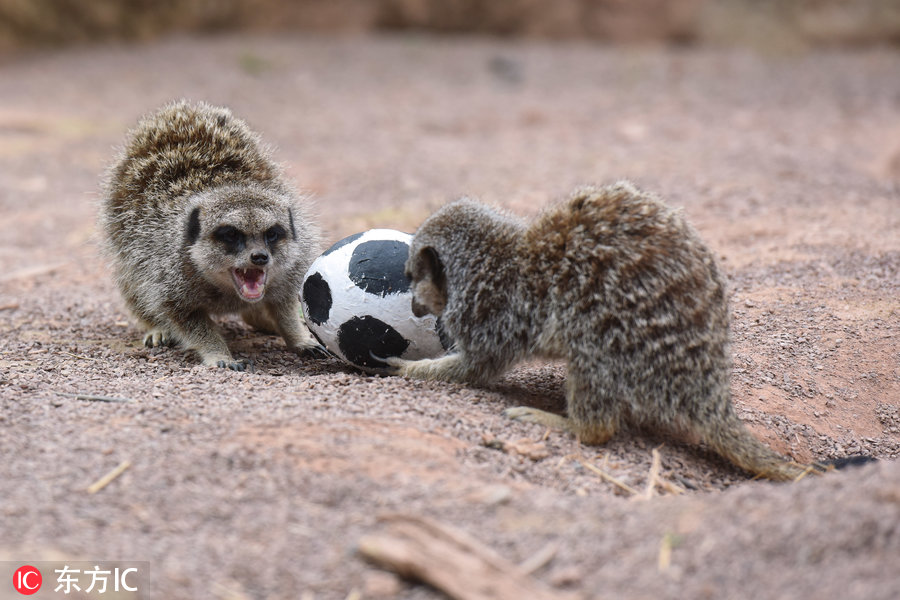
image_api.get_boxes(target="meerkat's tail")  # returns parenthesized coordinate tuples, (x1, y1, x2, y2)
(700, 417, 818, 482)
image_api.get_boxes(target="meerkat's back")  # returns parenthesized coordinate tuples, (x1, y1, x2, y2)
(523, 184, 732, 426)
(396, 182, 814, 480)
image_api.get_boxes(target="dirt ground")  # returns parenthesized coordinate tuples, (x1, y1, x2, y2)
(1, 35, 898, 599)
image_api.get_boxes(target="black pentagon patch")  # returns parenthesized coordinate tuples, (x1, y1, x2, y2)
(348, 240, 411, 296)
(338, 315, 409, 370)
(322, 232, 363, 256)
(435, 316, 454, 351)
(302, 272, 332, 326)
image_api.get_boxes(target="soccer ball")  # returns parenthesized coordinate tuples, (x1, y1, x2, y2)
(301, 229, 452, 374)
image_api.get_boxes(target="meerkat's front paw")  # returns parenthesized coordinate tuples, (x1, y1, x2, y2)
(380, 353, 465, 381)
(198, 351, 253, 372)
(380, 355, 427, 377)
(504, 406, 572, 432)
(143, 328, 176, 348)
(215, 358, 254, 372)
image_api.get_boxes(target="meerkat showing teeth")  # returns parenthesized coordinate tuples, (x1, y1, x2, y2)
(389, 182, 821, 481)
(233, 267, 267, 300)
(101, 100, 323, 370)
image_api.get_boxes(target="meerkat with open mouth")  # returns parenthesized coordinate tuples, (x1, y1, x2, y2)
(101, 100, 322, 370)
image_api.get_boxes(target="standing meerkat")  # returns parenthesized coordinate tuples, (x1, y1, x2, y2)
(101, 100, 323, 370)
(388, 182, 815, 481)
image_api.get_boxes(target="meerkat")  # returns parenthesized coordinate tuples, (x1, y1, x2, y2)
(101, 100, 323, 370)
(387, 182, 816, 481)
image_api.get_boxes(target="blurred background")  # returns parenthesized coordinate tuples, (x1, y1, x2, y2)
(2, 0, 899, 53)
(1, 4, 898, 599)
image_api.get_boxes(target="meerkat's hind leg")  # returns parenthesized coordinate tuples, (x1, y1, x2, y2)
(565, 368, 619, 445)
(504, 406, 617, 445)
(570, 417, 617, 445)
(507, 367, 619, 445)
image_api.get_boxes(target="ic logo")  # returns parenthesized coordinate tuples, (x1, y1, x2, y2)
(12, 565, 42, 595)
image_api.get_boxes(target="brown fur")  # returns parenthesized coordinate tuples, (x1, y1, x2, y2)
(391, 182, 817, 481)
(100, 100, 322, 370)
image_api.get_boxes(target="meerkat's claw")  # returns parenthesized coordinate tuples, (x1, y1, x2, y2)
(298, 343, 331, 359)
(504, 406, 572, 432)
(144, 329, 176, 348)
(215, 358, 253, 372)
(369, 352, 404, 373)
(381, 355, 407, 367)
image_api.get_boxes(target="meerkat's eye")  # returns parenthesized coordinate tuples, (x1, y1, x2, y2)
(265, 225, 287, 246)
(213, 225, 245, 252)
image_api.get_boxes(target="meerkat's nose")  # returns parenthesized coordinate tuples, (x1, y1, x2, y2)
(250, 251, 269, 266)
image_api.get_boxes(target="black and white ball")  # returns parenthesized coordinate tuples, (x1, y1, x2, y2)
(301, 229, 452, 373)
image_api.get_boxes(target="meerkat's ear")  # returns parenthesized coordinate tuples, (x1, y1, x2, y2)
(185, 207, 201, 246)
(417, 247, 445, 288)
(410, 246, 447, 317)
(419, 247, 447, 298)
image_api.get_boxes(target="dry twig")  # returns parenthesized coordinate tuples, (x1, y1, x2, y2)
(644, 447, 663, 500)
(358, 514, 580, 600)
(86, 460, 131, 494)
(577, 459, 639, 496)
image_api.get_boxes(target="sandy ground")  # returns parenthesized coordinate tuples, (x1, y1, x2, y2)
(0, 35, 898, 599)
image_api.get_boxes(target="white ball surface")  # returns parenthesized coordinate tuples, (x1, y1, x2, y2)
(301, 229, 451, 373)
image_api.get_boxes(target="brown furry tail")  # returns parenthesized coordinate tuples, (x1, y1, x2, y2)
(700, 417, 818, 482)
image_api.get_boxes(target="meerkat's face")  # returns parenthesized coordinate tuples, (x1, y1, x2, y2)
(406, 245, 447, 317)
(186, 192, 300, 303)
